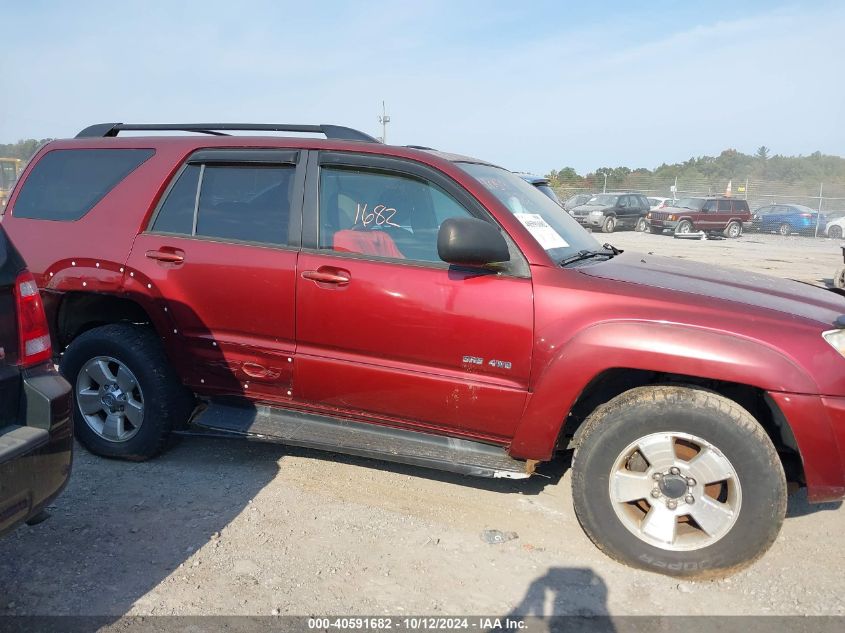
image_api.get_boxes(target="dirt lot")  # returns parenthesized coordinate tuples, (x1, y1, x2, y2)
(1, 231, 843, 618)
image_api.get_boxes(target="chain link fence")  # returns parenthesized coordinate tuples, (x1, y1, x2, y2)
(553, 177, 845, 235)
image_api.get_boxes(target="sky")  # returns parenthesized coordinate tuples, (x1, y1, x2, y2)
(2, 1, 844, 175)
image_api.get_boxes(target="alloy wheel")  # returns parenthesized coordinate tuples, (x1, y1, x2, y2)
(608, 431, 742, 551)
(76, 356, 145, 442)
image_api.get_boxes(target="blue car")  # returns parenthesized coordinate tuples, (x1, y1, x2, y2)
(751, 204, 827, 236)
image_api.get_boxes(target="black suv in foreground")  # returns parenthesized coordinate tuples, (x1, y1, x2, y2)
(0, 227, 72, 537)
(569, 192, 651, 233)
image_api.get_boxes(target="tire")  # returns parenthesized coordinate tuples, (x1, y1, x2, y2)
(778, 223, 791, 236)
(571, 386, 786, 579)
(829, 225, 842, 240)
(834, 266, 845, 289)
(60, 324, 194, 461)
(649, 226, 663, 235)
(601, 216, 617, 233)
(675, 220, 693, 234)
(723, 221, 742, 239)
(635, 217, 648, 232)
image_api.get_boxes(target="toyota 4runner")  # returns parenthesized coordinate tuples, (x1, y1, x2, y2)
(4, 122, 845, 577)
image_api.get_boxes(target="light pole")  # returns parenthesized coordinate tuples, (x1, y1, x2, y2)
(603, 172, 608, 193)
(378, 101, 390, 144)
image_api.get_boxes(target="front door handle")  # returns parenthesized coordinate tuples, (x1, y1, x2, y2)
(146, 250, 184, 264)
(301, 270, 350, 285)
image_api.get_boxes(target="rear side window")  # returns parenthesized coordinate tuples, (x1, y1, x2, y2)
(153, 163, 294, 246)
(13, 148, 154, 221)
(718, 200, 732, 211)
(733, 200, 749, 212)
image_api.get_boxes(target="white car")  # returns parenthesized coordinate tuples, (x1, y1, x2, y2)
(826, 216, 845, 240)
(647, 196, 672, 211)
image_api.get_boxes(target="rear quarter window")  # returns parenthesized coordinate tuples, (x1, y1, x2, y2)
(12, 148, 154, 221)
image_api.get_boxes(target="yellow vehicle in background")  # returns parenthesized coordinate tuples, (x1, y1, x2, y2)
(0, 158, 22, 210)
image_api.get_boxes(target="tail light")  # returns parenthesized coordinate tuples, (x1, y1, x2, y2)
(13, 271, 52, 366)
(801, 213, 813, 218)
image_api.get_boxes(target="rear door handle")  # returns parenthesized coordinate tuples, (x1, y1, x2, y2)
(301, 270, 350, 285)
(145, 250, 184, 264)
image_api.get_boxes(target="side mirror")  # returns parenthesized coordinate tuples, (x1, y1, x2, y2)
(437, 217, 510, 266)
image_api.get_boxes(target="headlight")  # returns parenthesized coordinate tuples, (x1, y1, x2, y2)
(589, 210, 604, 216)
(646, 212, 652, 219)
(822, 329, 845, 357)
(668, 214, 676, 221)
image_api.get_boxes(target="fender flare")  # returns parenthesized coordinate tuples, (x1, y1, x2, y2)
(509, 320, 817, 460)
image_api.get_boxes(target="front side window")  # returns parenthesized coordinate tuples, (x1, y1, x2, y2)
(13, 148, 154, 221)
(153, 163, 294, 246)
(318, 166, 474, 263)
(702, 200, 718, 212)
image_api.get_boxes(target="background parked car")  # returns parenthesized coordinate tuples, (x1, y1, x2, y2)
(563, 193, 593, 212)
(0, 227, 72, 538)
(751, 204, 827, 236)
(518, 173, 562, 205)
(648, 196, 751, 238)
(647, 196, 672, 210)
(569, 192, 651, 233)
(825, 216, 845, 240)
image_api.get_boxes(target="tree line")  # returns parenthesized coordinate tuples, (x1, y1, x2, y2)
(548, 147, 845, 191)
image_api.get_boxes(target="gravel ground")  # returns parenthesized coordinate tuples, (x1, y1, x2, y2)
(0, 230, 843, 618)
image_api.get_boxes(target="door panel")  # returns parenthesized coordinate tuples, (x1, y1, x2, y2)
(295, 253, 533, 439)
(128, 237, 297, 400)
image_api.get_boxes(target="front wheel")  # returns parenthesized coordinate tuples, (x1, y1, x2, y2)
(60, 324, 194, 461)
(602, 216, 617, 233)
(829, 225, 843, 240)
(723, 221, 742, 238)
(571, 386, 786, 578)
(675, 220, 693, 234)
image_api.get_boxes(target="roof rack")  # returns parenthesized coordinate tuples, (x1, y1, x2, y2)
(75, 123, 379, 143)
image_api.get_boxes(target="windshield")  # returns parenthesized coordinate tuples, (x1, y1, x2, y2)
(587, 194, 618, 206)
(459, 162, 600, 261)
(674, 197, 706, 210)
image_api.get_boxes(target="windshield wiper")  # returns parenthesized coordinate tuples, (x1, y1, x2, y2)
(560, 246, 618, 267)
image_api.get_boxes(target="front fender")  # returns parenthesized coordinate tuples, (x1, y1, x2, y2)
(509, 320, 817, 460)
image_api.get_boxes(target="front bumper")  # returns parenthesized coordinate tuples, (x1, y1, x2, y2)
(0, 366, 72, 536)
(573, 214, 606, 228)
(647, 219, 678, 230)
(767, 391, 845, 503)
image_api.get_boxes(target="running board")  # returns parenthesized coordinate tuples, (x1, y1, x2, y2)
(191, 402, 533, 479)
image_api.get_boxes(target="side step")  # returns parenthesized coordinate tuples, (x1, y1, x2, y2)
(191, 402, 532, 479)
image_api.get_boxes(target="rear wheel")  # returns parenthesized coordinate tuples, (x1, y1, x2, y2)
(778, 223, 792, 236)
(829, 225, 843, 240)
(571, 386, 786, 578)
(675, 220, 693, 234)
(723, 221, 742, 238)
(60, 324, 194, 460)
(602, 216, 617, 233)
(636, 217, 648, 232)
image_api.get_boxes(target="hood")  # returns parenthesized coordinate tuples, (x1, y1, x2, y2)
(580, 251, 845, 328)
(571, 204, 610, 214)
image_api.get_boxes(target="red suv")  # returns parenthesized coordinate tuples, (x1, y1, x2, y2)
(4, 122, 845, 577)
(647, 196, 751, 237)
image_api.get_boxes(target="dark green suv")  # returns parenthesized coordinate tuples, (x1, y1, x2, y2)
(569, 192, 651, 233)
